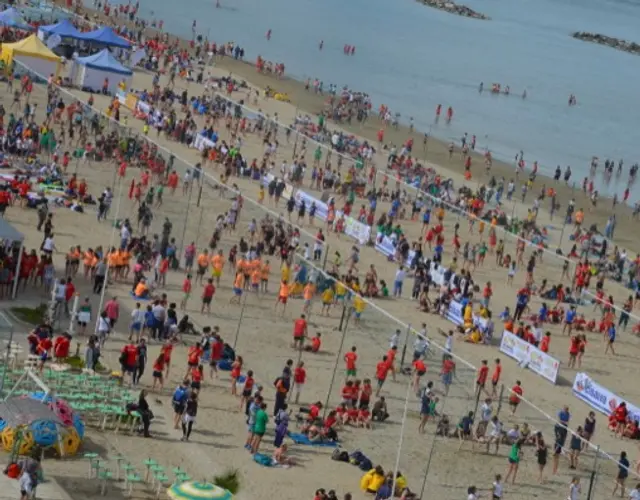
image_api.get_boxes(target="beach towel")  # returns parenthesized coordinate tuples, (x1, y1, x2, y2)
(253, 453, 273, 467)
(287, 432, 338, 447)
(129, 291, 152, 301)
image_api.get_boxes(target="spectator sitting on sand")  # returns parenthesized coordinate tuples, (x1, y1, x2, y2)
(272, 444, 296, 467)
(371, 397, 389, 422)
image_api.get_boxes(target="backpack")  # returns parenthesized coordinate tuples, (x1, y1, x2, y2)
(331, 448, 349, 462)
(349, 450, 365, 465)
(358, 457, 373, 471)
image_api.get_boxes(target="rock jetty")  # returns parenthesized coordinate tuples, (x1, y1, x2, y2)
(572, 32, 640, 56)
(417, 0, 490, 20)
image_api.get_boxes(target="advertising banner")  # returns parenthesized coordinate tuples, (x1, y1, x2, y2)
(500, 330, 560, 384)
(572, 372, 640, 421)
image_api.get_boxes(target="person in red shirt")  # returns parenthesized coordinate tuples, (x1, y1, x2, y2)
(412, 357, 427, 393)
(53, 333, 70, 362)
(509, 381, 523, 415)
(540, 332, 551, 353)
(359, 379, 373, 409)
(230, 356, 243, 396)
(344, 346, 358, 381)
(152, 353, 166, 391)
(292, 314, 308, 350)
(209, 332, 223, 379)
(161, 340, 175, 376)
(568, 335, 580, 368)
(201, 278, 216, 315)
(341, 381, 356, 407)
(37, 336, 52, 373)
(304, 333, 322, 353)
(386, 346, 398, 382)
(185, 344, 203, 379)
(614, 402, 628, 438)
(64, 277, 75, 316)
(190, 365, 204, 393)
(240, 369, 255, 410)
(120, 341, 138, 380)
(476, 359, 489, 396)
(180, 274, 192, 311)
(293, 361, 306, 404)
(491, 358, 502, 398)
(375, 355, 391, 397)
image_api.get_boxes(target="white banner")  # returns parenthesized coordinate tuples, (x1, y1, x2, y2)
(499, 330, 560, 384)
(572, 372, 640, 421)
(193, 134, 216, 152)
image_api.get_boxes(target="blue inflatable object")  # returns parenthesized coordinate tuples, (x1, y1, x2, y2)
(0, 420, 7, 432)
(73, 414, 85, 439)
(31, 420, 58, 447)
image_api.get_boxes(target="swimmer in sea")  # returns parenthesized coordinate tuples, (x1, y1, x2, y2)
(319, 40, 323, 50)
(522, 89, 527, 99)
(479, 82, 484, 93)
(266, 29, 271, 40)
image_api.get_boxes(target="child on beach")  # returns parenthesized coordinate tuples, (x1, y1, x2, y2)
(231, 356, 243, 396)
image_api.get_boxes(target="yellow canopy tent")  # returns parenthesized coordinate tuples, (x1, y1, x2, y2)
(1, 34, 61, 77)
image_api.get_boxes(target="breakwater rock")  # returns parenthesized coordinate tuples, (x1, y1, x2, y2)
(572, 32, 640, 55)
(417, 0, 490, 20)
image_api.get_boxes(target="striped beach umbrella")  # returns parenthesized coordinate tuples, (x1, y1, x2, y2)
(167, 481, 233, 500)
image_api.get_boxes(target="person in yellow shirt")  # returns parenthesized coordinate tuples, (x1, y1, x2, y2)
(302, 282, 316, 314)
(230, 272, 244, 304)
(210, 250, 225, 285)
(196, 250, 209, 285)
(353, 293, 366, 325)
(261, 260, 271, 293)
(321, 286, 334, 316)
(274, 279, 290, 315)
(335, 281, 347, 304)
(258, 185, 265, 204)
(281, 262, 290, 284)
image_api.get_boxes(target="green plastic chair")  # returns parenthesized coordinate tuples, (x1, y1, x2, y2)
(125, 473, 143, 497)
(98, 469, 113, 496)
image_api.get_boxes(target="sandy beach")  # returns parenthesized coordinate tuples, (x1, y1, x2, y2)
(2, 4, 640, 500)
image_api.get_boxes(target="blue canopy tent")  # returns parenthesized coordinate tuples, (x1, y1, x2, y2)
(0, 7, 33, 31)
(74, 48, 132, 94)
(76, 26, 132, 49)
(38, 19, 82, 40)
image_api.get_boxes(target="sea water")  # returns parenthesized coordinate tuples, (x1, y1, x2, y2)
(115, 0, 640, 199)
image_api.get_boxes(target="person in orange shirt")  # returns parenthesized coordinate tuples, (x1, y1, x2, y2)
(251, 267, 261, 293)
(196, 250, 209, 285)
(274, 279, 290, 315)
(302, 282, 315, 314)
(386, 345, 398, 382)
(261, 260, 271, 293)
(121, 249, 131, 279)
(230, 272, 244, 304)
(491, 358, 502, 398)
(210, 250, 225, 285)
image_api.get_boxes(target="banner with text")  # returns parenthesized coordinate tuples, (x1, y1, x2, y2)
(500, 330, 560, 384)
(572, 372, 640, 421)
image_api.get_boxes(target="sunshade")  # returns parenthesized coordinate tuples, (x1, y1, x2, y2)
(167, 481, 233, 500)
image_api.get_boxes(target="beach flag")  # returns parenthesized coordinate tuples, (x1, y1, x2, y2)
(128, 178, 135, 199)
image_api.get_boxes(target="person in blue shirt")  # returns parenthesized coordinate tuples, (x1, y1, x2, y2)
(605, 324, 616, 355)
(538, 303, 548, 322)
(422, 208, 431, 229)
(171, 380, 190, 429)
(563, 306, 577, 335)
(558, 406, 571, 426)
(434, 244, 443, 263)
(513, 289, 529, 321)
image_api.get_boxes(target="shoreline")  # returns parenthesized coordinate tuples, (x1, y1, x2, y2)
(50, 0, 640, 254)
